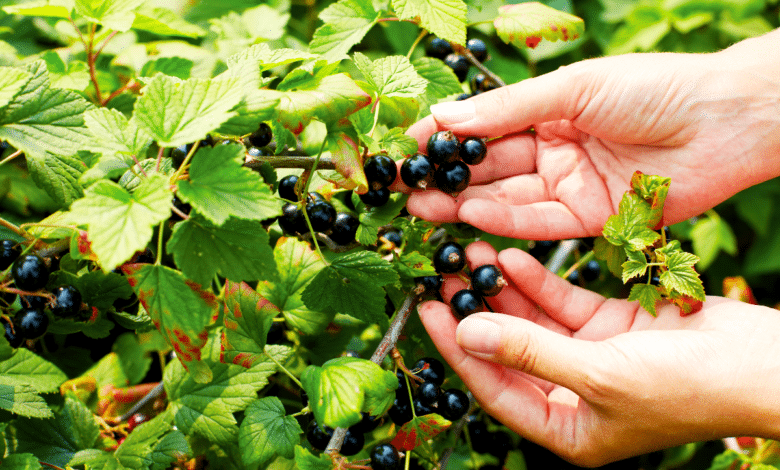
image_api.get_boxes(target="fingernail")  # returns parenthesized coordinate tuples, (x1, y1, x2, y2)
(430, 100, 476, 125)
(456, 316, 500, 356)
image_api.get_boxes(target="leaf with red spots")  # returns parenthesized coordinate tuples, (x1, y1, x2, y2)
(494, 3, 584, 50)
(723, 276, 757, 304)
(220, 281, 280, 369)
(124, 264, 218, 383)
(391, 413, 451, 451)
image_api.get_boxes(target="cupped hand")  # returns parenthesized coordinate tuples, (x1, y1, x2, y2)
(419, 241, 780, 466)
(393, 32, 780, 240)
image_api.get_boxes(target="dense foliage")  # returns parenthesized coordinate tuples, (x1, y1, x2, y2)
(0, 0, 777, 469)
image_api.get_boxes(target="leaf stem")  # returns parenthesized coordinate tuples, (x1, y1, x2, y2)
(455, 44, 506, 87)
(0, 149, 23, 167)
(407, 30, 428, 59)
(244, 155, 336, 170)
(265, 349, 303, 389)
(170, 141, 202, 184)
(368, 96, 381, 139)
(0, 216, 25, 237)
(560, 249, 594, 280)
(299, 139, 329, 262)
(155, 222, 164, 265)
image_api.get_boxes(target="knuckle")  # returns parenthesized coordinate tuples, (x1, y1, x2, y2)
(500, 328, 538, 374)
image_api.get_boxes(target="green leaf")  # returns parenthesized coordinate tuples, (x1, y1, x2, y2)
(133, 74, 242, 148)
(706, 450, 747, 470)
(660, 252, 705, 301)
(118, 158, 173, 192)
(0, 61, 93, 158)
(131, 6, 206, 38)
(495, 2, 585, 49)
(309, 0, 380, 61)
(412, 57, 463, 99)
(68, 175, 172, 271)
(167, 215, 278, 287)
(356, 192, 409, 245)
(2, 0, 72, 18)
(690, 212, 737, 270)
(601, 192, 659, 250)
(225, 43, 317, 76)
(0, 383, 52, 418)
(390, 413, 451, 451)
(392, 0, 467, 45)
(593, 236, 626, 278)
(630, 171, 670, 228)
(376, 128, 418, 159)
(114, 412, 190, 469)
(257, 237, 332, 335)
(294, 447, 331, 470)
(219, 281, 280, 369)
(84, 107, 152, 163)
(238, 397, 302, 468)
(176, 144, 282, 226)
(41, 51, 89, 91)
(268, 73, 372, 134)
(126, 264, 219, 383)
(75, 0, 137, 31)
(164, 334, 292, 445)
(628, 283, 662, 317)
(140, 57, 193, 80)
(354, 53, 428, 99)
(26, 152, 84, 207)
(0, 453, 41, 470)
(302, 251, 399, 324)
(0, 348, 67, 393)
(621, 249, 648, 283)
(112, 333, 152, 385)
(301, 357, 397, 428)
(0, 67, 31, 109)
(321, 127, 367, 193)
(395, 251, 437, 279)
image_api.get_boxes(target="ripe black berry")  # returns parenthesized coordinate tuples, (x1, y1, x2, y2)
(12, 255, 49, 292)
(466, 39, 488, 62)
(439, 389, 469, 421)
(247, 122, 273, 148)
(456, 93, 472, 101)
(370, 443, 401, 470)
(444, 53, 470, 82)
(381, 229, 402, 248)
(278, 203, 307, 235)
(170, 143, 191, 169)
(435, 160, 471, 195)
(359, 187, 390, 207)
(278, 174, 299, 202)
(582, 260, 601, 282)
(307, 423, 334, 451)
(400, 154, 435, 189)
(567, 269, 580, 285)
(528, 240, 556, 260)
(388, 396, 413, 425)
(329, 212, 359, 246)
(467, 419, 491, 453)
(364, 155, 397, 190)
(413, 398, 434, 416)
(413, 275, 443, 296)
(425, 37, 453, 61)
(350, 412, 381, 434)
(450, 289, 484, 319)
(469, 73, 499, 94)
(14, 308, 48, 339)
(306, 200, 337, 233)
(340, 429, 365, 456)
(460, 138, 487, 165)
(51, 285, 82, 318)
(413, 357, 445, 386)
(426, 131, 460, 165)
(0, 239, 21, 270)
(416, 381, 441, 406)
(2, 317, 22, 348)
(433, 241, 466, 274)
(470, 265, 505, 297)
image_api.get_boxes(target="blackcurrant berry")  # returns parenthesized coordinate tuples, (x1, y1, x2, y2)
(470, 265, 505, 297)
(2, 317, 22, 348)
(388, 396, 413, 425)
(434, 160, 471, 195)
(278, 203, 307, 235)
(416, 381, 441, 406)
(364, 155, 397, 190)
(466, 39, 488, 62)
(469, 73, 499, 94)
(444, 53, 470, 82)
(306, 200, 337, 233)
(433, 241, 466, 274)
(450, 289, 484, 320)
(650, 275, 661, 286)
(266, 321, 286, 344)
(467, 419, 491, 454)
(426, 131, 460, 165)
(581, 260, 601, 283)
(0, 239, 21, 270)
(12, 254, 49, 292)
(51, 285, 82, 318)
(329, 212, 359, 246)
(460, 138, 487, 165)
(456, 93, 472, 101)
(370, 443, 401, 470)
(528, 240, 556, 260)
(381, 229, 402, 248)
(400, 154, 435, 189)
(247, 122, 273, 148)
(170, 195, 191, 222)
(425, 37, 453, 61)
(170, 143, 191, 169)
(350, 411, 381, 434)
(567, 269, 580, 285)
(278, 174, 299, 202)
(439, 389, 469, 421)
(127, 412, 148, 432)
(14, 308, 48, 339)
(413, 275, 443, 296)
(340, 428, 365, 456)
(396, 369, 409, 393)
(307, 423, 334, 451)
(413, 357, 445, 386)
(359, 187, 390, 207)
(308, 192, 326, 203)
(413, 398, 434, 416)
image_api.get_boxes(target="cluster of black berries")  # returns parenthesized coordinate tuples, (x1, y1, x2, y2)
(171, 122, 274, 169)
(307, 410, 380, 456)
(425, 37, 500, 100)
(389, 357, 469, 426)
(0, 241, 84, 348)
(466, 415, 515, 465)
(276, 175, 360, 246)
(401, 132, 486, 195)
(361, 155, 397, 207)
(567, 259, 602, 285)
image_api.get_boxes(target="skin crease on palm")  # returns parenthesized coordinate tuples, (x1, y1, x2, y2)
(390, 29, 780, 467)
(420, 242, 780, 467)
(390, 30, 780, 240)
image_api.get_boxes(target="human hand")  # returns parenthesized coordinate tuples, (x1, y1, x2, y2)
(419, 241, 780, 466)
(394, 31, 780, 240)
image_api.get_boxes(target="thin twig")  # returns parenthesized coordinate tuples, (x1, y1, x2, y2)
(118, 382, 165, 422)
(0, 149, 23, 167)
(244, 156, 336, 170)
(455, 45, 506, 87)
(0, 216, 25, 237)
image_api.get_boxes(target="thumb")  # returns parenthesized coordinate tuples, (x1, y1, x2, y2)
(456, 312, 599, 394)
(428, 63, 588, 136)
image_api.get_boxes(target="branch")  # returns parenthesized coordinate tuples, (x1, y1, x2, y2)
(244, 155, 336, 170)
(117, 382, 165, 422)
(453, 45, 506, 88)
